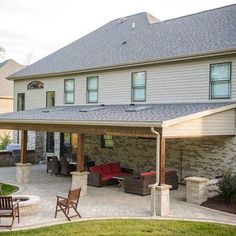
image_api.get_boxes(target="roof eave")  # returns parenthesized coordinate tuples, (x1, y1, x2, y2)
(7, 48, 236, 81)
(0, 119, 163, 128)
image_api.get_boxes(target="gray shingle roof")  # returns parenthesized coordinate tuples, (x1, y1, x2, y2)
(9, 4, 236, 79)
(0, 103, 234, 125)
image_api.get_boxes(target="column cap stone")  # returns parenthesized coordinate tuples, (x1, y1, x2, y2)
(185, 177, 209, 183)
(15, 163, 32, 167)
(71, 171, 89, 176)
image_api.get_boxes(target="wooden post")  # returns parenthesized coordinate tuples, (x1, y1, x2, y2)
(20, 130, 27, 164)
(77, 133, 85, 172)
(160, 137, 166, 185)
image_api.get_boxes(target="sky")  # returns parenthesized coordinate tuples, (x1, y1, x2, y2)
(1, 0, 236, 65)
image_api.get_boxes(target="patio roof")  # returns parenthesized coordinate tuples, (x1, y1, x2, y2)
(0, 102, 235, 127)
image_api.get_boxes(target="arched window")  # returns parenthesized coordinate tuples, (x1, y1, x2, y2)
(27, 81, 44, 90)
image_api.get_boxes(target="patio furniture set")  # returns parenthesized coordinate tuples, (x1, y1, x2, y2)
(88, 163, 179, 195)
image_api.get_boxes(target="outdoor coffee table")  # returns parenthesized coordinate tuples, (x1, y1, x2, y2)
(113, 176, 125, 188)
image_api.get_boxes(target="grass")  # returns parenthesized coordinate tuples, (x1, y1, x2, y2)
(0, 182, 19, 196)
(1, 220, 236, 236)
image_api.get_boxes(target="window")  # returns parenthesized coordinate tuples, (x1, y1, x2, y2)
(87, 76, 98, 103)
(46, 132, 54, 153)
(46, 91, 55, 152)
(101, 135, 113, 148)
(131, 72, 146, 102)
(46, 91, 55, 107)
(27, 81, 44, 90)
(17, 93, 25, 111)
(210, 62, 231, 99)
(64, 79, 75, 104)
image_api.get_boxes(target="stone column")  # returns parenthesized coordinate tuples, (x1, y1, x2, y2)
(185, 177, 209, 205)
(16, 163, 32, 184)
(71, 171, 89, 197)
(150, 184, 171, 216)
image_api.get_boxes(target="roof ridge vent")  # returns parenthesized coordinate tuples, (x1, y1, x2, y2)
(80, 106, 105, 112)
(125, 105, 153, 112)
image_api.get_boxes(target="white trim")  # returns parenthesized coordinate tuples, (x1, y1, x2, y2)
(0, 119, 162, 128)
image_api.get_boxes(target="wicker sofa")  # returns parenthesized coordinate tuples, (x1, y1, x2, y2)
(124, 169, 178, 196)
(88, 163, 133, 187)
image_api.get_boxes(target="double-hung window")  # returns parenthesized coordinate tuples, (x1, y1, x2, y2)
(210, 62, 231, 99)
(46, 91, 55, 107)
(87, 76, 98, 103)
(17, 93, 25, 111)
(131, 72, 146, 102)
(64, 79, 75, 104)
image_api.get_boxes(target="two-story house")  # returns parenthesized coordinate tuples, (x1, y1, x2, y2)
(0, 4, 236, 186)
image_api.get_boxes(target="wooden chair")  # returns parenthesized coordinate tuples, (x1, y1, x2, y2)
(55, 188, 81, 221)
(0, 196, 20, 229)
(46, 156, 53, 173)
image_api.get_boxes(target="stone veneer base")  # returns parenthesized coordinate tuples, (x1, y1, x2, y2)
(16, 163, 32, 184)
(71, 171, 89, 197)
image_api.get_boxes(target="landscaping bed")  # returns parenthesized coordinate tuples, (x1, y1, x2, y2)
(0, 220, 236, 236)
(0, 182, 19, 196)
(201, 195, 236, 215)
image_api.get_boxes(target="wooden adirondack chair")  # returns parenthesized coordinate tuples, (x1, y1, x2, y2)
(0, 196, 20, 229)
(55, 188, 81, 221)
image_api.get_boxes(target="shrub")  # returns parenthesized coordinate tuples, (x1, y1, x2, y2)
(217, 169, 236, 204)
(0, 133, 12, 150)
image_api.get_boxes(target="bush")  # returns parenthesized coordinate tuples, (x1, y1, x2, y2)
(0, 133, 12, 150)
(217, 169, 236, 204)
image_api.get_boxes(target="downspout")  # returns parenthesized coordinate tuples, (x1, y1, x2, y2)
(151, 127, 161, 185)
(150, 127, 161, 216)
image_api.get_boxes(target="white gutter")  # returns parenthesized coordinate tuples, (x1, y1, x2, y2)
(0, 119, 162, 128)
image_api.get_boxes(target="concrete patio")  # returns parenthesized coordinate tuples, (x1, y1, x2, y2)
(0, 164, 236, 229)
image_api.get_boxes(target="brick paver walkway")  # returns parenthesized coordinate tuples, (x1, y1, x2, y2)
(0, 165, 235, 228)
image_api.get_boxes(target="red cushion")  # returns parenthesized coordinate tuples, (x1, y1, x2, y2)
(101, 164, 112, 174)
(111, 163, 121, 173)
(90, 166, 103, 174)
(102, 174, 114, 181)
(140, 171, 156, 177)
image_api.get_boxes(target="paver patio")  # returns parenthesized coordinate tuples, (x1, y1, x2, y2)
(0, 165, 235, 229)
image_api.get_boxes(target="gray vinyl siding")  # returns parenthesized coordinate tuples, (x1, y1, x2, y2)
(14, 55, 236, 111)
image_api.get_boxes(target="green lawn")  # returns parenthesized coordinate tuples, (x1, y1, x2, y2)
(1, 220, 236, 236)
(0, 182, 19, 196)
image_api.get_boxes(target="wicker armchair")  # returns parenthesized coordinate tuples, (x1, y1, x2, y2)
(124, 169, 178, 196)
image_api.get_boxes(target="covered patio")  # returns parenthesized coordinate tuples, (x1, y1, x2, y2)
(1, 164, 236, 228)
(0, 102, 236, 218)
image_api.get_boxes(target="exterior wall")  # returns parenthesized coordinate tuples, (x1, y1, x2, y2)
(163, 109, 236, 137)
(13, 56, 236, 111)
(166, 136, 236, 181)
(84, 134, 236, 180)
(0, 97, 13, 138)
(84, 135, 156, 172)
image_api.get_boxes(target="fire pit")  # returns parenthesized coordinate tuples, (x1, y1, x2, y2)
(12, 195, 40, 216)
